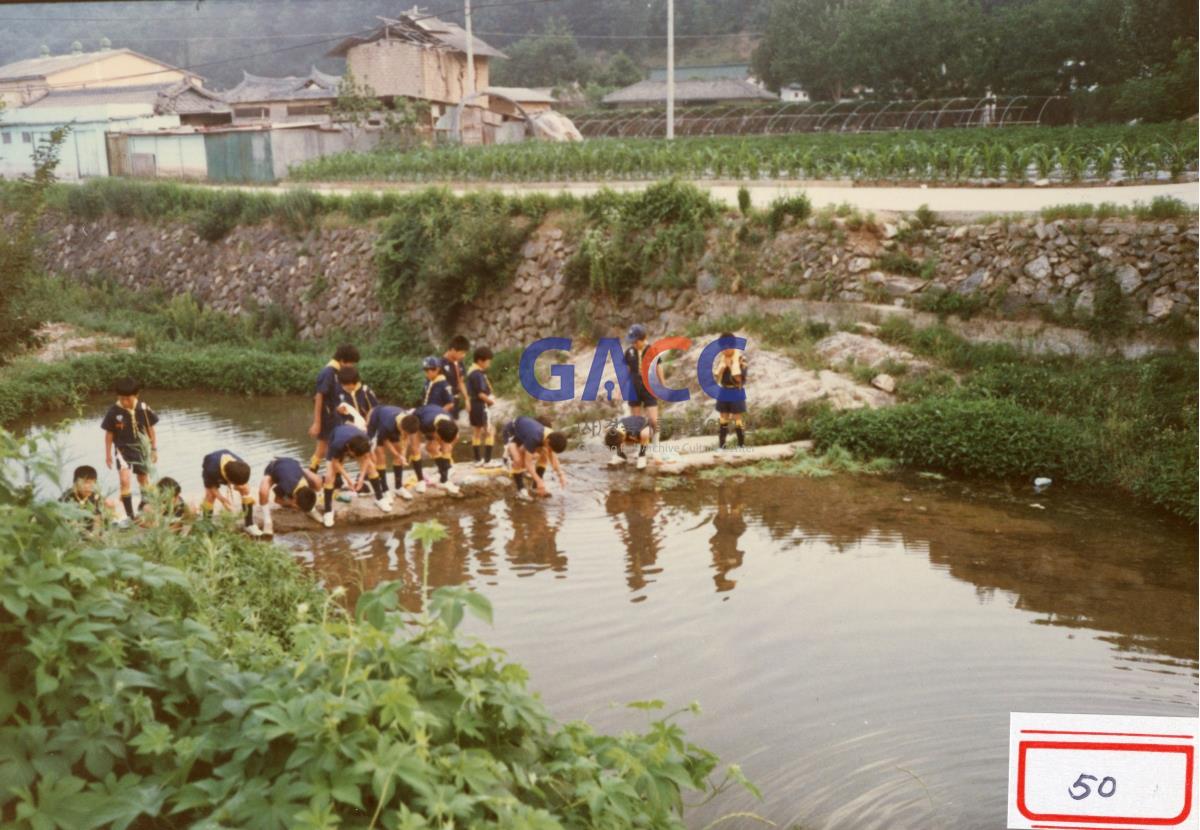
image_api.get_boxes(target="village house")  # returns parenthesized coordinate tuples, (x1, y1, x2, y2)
(223, 68, 341, 125)
(326, 12, 506, 124)
(0, 43, 228, 179)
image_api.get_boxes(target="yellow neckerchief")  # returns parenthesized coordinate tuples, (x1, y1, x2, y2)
(218, 453, 237, 483)
(423, 374, 447, 405)
(433, 413, 450, 427)
(393, 413, 407, 436)
(117, 398, 142, 440)
(292, 478, 310, 498)
(716, 353, 743, 383)
(470, 363, 492, 395)
(327, 359, 341, 371)
(343, 382, 369, 417)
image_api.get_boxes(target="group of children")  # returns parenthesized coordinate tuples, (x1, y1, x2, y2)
(602, 326, 749, 464)
(63, 336, 572, 537)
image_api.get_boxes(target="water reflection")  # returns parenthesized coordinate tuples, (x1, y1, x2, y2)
(709, 483, 747, 592)
(27, 393, 1198, 830)
(605, 488, 665, 595)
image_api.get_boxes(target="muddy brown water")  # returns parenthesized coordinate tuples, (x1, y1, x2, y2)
(27, 392, 1199, 829)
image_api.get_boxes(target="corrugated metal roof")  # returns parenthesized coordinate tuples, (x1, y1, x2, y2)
(484, 86, 556, 104)
(327, 14, 506, 59)
(0, 48, 183, 82)
(602, 78, 776, 105)
(647, 64, 751, 82)
(20, 81, 229, 114)
(222, 67, 340, 104)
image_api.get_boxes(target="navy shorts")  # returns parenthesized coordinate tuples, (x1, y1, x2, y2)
(469, 405, 489, 428)
(318, 412, 338, 441)
(114, 447, 149, 477)
(631, 387, 658, 408)
(716, 399, 747, 415)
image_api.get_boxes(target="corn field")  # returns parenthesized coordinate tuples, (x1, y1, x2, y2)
(290, 124, 1198, 185)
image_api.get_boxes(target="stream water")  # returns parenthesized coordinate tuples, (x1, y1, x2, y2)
(27, 392, 1199, 829)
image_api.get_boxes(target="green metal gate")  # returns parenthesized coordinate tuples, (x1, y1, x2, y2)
(204, 131, 275, 183)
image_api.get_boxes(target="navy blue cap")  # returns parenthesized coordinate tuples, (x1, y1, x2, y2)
(422, 356, 440, 370)
(626, 324, 647, 343)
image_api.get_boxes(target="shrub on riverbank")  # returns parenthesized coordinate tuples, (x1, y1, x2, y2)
(0, 435, 746, 828)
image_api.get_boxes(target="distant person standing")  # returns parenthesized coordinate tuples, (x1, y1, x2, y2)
(440, 335, 470, 420)
(714, 332, 748, 449)
(623, 324, 662, 435)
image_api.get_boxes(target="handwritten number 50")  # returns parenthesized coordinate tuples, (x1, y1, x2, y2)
(1069, 774, 1117, 800)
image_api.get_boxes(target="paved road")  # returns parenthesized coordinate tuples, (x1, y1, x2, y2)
(267, 178, 1199, 217)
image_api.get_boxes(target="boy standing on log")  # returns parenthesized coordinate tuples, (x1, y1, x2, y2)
(101, 376, 159, 522)
(309, 344, 360, 474)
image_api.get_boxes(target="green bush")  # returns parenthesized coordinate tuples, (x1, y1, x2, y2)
(812, 397, 1105, 481)
(765, 192, 812, 234)
(0, 437, 749, 828)
(375, 190, 535, 327)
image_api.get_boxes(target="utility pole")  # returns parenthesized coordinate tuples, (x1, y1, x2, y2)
(464, 0, 476, 99)
(666, 0, 675, 139)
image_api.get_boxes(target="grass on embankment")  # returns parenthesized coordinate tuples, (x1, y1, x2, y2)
(0, 275, 430, 425)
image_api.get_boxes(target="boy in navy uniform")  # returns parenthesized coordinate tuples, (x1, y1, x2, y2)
(366, 404, 415, 502)
(422, 356, 455, 411)
(60, 465, 109, 533)
(333, 365, 378, 430)
(623, 324, 663, 434)
(466, 346, 498, 467)
(321, 424, 391, 527)
(257, 456, 323, 535)
(440, 335, 470, 419)
(148, 476, 190, 531)
(101, 377, 159, 521)
(400, 404, 461, 496)
(604, 415, 652, 470)
(308, 344, 359, 473)
(714, 332, 748, 449)
(504, 415, 568, 501)
(200, 449, 261, 536)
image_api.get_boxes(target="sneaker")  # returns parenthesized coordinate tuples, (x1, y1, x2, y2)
(473, 460, 485, 468)
(374, 496, 393, 513)
(308, 508, 323, 524)
(443, 481, 462, 496)
(114, 517, 132, 530)
(608, 454, 624, 467)
(395, 487, 414, 501)
(244, 524, 264, 538)
(322, 511, 334, 528)
(262, 524, 274, 537)
(515, 489, 533, 502)
(636, 455, 648, 470)
(415, 480, 427, 495)
(484, 459, 503, 468)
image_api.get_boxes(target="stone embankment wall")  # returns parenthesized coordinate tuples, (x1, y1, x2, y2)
(40, 213, 1198, 349)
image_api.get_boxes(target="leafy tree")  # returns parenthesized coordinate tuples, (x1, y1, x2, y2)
(490, 19, 593, 87)
(752, 0, 863, 100)
(597, 51, 644, 88)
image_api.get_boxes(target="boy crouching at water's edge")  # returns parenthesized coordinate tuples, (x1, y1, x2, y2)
(60, 465, 110, 533)
(404, 404, 461, 496)
(367, 404, 415, 502)
(605, 415, 652, 470)
(200, 449, 259, 536)
(257, 456, 323, 535)
(504, 415, 568, 501)
(322, 424, 391, 527)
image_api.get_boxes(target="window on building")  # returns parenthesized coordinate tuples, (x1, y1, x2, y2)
(286, 104, 328, 117)
(1, 133, 10, 145)
(233, 106, 269, 119)
(21, 132, 32, 143)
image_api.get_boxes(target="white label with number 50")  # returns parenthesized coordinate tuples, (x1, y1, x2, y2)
(1008, 713, 1198, 829)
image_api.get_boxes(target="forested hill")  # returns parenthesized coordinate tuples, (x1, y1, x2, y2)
(0, 0, 769, 90)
